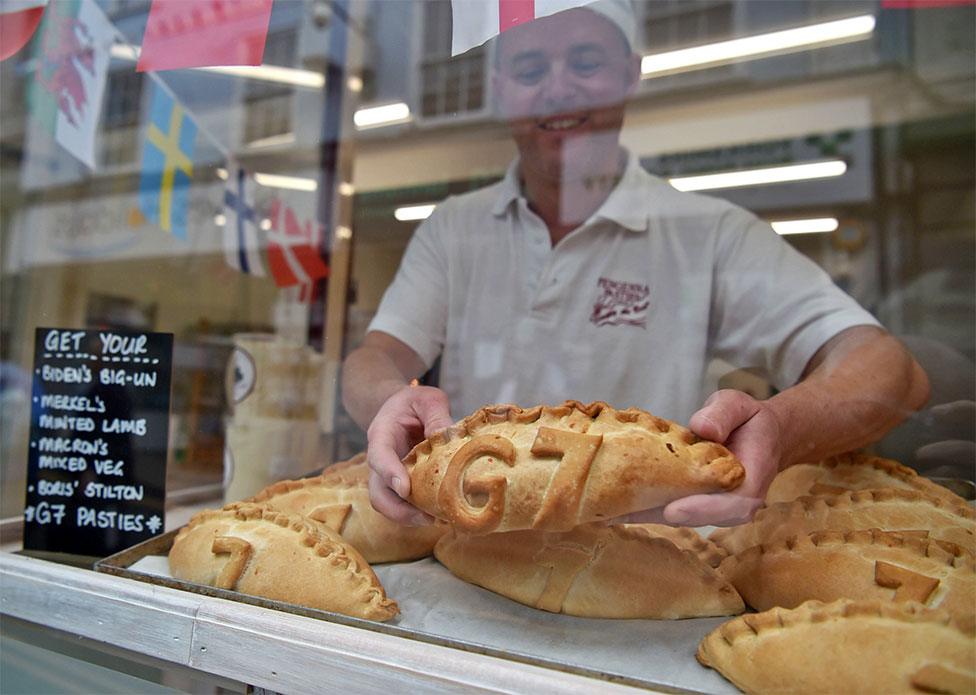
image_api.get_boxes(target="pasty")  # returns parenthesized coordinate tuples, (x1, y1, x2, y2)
(169, 505, 399, 621)
(719, 528, 975, 620)
(434, 523, 744, 619)
(406, 401, 744, 534)
(710, 489, 975, 555)
(238, 453, 445, 563)
(697, 599, 976, 694)
(766, 452, 965, 505)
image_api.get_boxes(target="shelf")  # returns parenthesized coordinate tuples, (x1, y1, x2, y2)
(0, 551, 654, 694)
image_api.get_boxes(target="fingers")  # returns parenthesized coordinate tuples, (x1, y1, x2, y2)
(411, 387, 454, 437)
(689, 389, 760, 443)
(663, 492, 763, 527)
(609, 507, 670, 525)
(366, 416, 412, 498)
(368, 473, 433, 526)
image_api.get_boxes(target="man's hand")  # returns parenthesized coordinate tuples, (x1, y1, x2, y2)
(619, 389, 783, 527)
(366, 384, 454, 526)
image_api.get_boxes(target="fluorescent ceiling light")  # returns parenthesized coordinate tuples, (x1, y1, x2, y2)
(641, 14, 876, 78)
(354, 102, 411, 129)
(669, 159, 847, 192)
(196, 64, 323, 88)
(214, 213, 226, 226)
(245, 132, 295, 149)
(109, 44, 324, 88)
(253, 173, 318, 191)
(394, 204, 436, 221)
(770, 217, 839, 235)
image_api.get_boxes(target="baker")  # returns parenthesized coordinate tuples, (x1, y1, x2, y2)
(341, 0, 929, 528)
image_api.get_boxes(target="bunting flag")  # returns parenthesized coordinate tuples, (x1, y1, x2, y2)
(266, 197, 329, 288)
(27, 0, 113, 168)
(136, 0, 274, 73)
(451, 0, 599, 55)
(138, 82, 197, 240)
(1, 0, 47, 61)
(223, 162, 265, 276)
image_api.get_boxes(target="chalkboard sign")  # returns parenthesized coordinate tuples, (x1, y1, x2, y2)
(24, 327, 174, 557)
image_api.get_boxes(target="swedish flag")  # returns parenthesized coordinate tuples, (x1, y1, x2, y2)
(138, 83, 197, 240)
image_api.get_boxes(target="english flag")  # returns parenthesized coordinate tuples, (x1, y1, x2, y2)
(266, 197, 329, 288)
(451, 0, 602, 55)
(1, 0, 47, 61)
(137, 0, 273, 73)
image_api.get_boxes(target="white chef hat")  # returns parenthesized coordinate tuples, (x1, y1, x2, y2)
(582, 0, 638, 53)
(459, 0, 638, 57)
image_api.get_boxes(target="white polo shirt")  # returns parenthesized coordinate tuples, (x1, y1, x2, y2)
(369, 152, 879, 424)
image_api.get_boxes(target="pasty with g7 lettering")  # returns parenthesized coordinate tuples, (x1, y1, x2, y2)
(169, 504, 398, 621)
(237, 452, 445, 563)
(406, 400, 744, 534)
(718, 528, 975, 620)
(765, 452, 966, 505)
(697, 599, 975, 694)
(434, 523, 744, 619)
(710, 489, 975, 556)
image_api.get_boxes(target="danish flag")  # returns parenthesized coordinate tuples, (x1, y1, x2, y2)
(266, 198, 329, 288)
(451, 0, 599, 55)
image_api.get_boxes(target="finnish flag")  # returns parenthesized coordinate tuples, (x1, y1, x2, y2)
(223, 162, 265, 276)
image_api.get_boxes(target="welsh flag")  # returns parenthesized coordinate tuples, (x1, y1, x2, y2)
(451, 0, 600, 55)
(28, 0, 114, 168)
(0, 0, 48, 61)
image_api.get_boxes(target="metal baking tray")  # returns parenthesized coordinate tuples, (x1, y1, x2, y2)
(96, 531, 736, 694)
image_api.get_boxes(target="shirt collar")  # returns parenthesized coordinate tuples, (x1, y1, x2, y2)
(490, 150, 650, 233)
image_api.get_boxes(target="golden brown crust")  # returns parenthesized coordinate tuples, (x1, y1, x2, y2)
(710, 489, 976, 556)
(766, 452, 967, 506)
(405, 401, 744, 533)
(169, 505, 398, 621)
(718, 529, 975, 621)
(235, 454, 445, 563)
(433, 522, 744, 619)
(697, 599, 976, 695)
(622, 523, 730, 568)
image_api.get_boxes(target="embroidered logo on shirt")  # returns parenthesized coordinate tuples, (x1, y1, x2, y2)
(590, 277, 650, 328)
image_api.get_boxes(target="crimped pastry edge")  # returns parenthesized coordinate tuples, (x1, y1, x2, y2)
(608, 525, 740, 589)
(719, 528, 975, 573)
(221, 455, 369, 508)
(790, 451, 968, 503)
(815, 451, 921, 481)
(699, 599, 975, 654)
(173, 504, 397, 616)
(403, 400, 742, 486)
(624, 524, 730, 568)
(744, 488, 974, 528)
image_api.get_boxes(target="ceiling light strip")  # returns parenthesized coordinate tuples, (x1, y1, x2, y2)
(394, 204, 436, 221)
(669, 159, 847, 192)
(354, 102, 411, 129)
(641, 14, 876, 77)
(770, 217, 839, 235)
(109, 44, 324, 88)
(253, 173, 318, 191)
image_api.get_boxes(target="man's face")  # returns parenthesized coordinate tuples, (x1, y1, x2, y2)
(493, 9, 640, 183)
